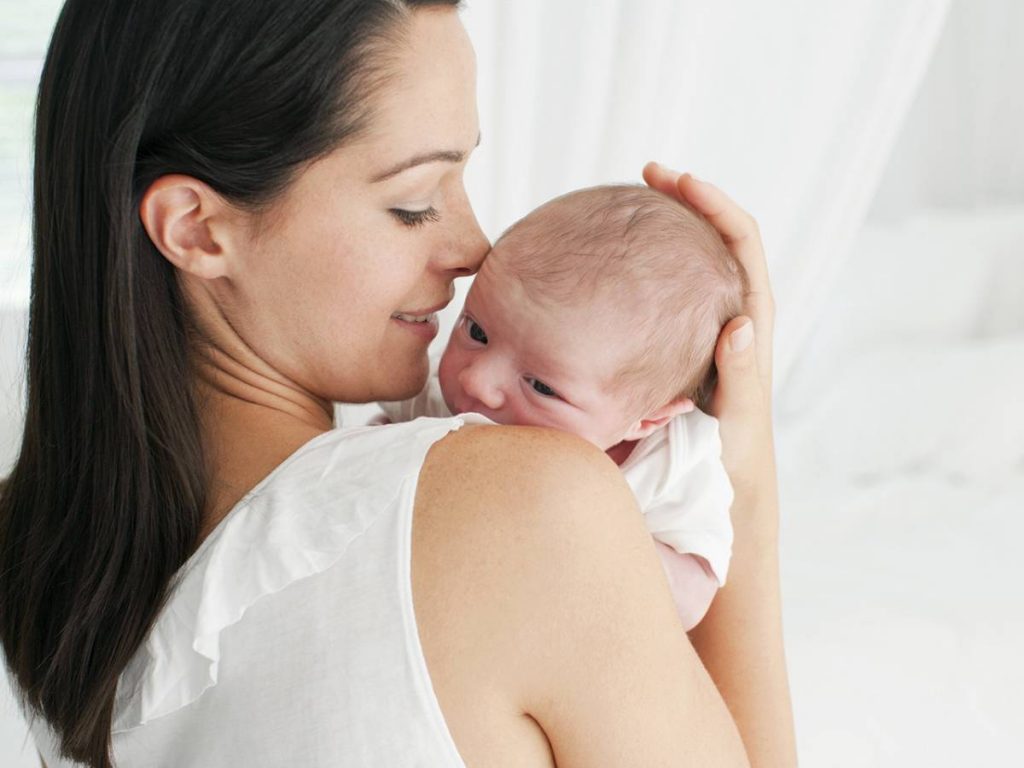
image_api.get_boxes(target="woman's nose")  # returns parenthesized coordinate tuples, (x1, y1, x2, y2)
(442, 189, 490, 277)
(458, 358, 505, 410)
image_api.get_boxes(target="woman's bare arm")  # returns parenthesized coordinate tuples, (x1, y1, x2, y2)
(415, 424, 750, 767)
(644, 165, 798, 767)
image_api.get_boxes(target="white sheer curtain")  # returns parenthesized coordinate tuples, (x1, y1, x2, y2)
(459, 0, 953, 391)
(869, 0, 1024, 218)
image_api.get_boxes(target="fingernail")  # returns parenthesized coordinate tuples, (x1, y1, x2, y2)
(730, 322, 753, 352)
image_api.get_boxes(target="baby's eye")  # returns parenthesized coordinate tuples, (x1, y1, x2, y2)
(528, 378, 559, 398)
(465, 317, 488, 344)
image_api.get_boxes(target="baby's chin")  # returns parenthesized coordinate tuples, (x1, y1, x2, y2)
(437, 381, 481, 420)
(438, 384, 512, 426)
(444, 397, 509, 426)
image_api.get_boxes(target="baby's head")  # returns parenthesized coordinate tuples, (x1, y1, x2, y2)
(438, 184, 747, 450)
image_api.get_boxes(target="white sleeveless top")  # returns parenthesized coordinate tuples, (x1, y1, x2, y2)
(25, 415, 487, 767)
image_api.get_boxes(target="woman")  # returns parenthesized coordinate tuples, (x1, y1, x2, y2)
(0, 1, 796, 766)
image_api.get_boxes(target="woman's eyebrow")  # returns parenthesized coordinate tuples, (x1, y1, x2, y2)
(370, 132, 482, 183)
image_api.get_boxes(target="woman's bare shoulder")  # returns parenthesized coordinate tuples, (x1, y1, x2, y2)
(420, 421, 622, 501)
(415, 423, 633, 552)
(412, 424, 748, 767)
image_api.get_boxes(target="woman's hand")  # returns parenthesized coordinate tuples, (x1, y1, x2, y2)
(642, 163, 776, 501)
(643, 163, 796, 768)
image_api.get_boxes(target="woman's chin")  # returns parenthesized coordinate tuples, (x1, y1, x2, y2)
(381, 357, 432, 401)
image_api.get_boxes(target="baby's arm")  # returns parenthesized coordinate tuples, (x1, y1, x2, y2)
(654, 541, 719, 632)
(629, 410, 734, 629)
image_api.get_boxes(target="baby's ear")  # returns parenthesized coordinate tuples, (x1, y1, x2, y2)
(621, 397, 695, 442)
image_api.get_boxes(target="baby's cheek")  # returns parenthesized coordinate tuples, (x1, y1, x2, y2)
(558, 417, 620, 451)
(517, 403, 578, 436)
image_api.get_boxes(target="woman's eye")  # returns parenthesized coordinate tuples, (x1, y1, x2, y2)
(528, 378, 559, 398)
(391, 207, 441, 228)
(466, 318, 488, 344)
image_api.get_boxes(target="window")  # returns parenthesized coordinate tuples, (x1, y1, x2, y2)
(0, 1, 63, 306)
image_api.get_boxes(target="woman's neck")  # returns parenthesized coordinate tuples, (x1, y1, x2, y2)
(191, 351, 335, 546)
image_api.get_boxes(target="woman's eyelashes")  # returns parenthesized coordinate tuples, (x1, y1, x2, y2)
(390, 206, 441, 227)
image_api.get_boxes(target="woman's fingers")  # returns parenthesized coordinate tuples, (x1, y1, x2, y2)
(679, 174, 774, 391)
(641, 160, 683, 198)
(642, 162, 771, 298)
(642, 163, 775, 389)
(709, 316, 773, 493)
(711, 317, 763, 412)
(674, 174, 770, 294)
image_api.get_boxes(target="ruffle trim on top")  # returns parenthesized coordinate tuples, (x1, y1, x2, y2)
(112, 415, 481, 734)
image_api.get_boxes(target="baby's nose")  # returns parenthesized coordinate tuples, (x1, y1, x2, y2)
(459, 360, 505, 411)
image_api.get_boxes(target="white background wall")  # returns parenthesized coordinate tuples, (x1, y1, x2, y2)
(1, 0, 1022, 765)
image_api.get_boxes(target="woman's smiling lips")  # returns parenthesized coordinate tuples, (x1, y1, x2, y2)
(391, 301, 447, 341)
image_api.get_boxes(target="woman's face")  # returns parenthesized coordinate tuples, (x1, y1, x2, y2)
(223, 8, 487, 404)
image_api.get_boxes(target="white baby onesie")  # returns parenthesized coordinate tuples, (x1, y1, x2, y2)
(377, 372, 734, 586)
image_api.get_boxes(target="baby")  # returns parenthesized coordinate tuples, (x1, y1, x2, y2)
(379, 184, 747, 630)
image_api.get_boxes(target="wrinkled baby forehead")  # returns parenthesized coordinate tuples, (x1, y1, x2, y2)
(481, 181, 743, 349)
(492, 184, 700, 262)
(486, 184, 713, 300)
(496, 185, 645, 243)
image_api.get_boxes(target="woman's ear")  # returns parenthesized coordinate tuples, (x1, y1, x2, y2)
(621, 397, 695, 442)
(139, 175, 238, 280)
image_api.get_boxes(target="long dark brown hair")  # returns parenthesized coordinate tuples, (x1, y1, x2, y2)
(0, 1, 459, 765)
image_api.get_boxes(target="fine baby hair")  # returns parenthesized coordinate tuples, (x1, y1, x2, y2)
(492, 184, 748, 412)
